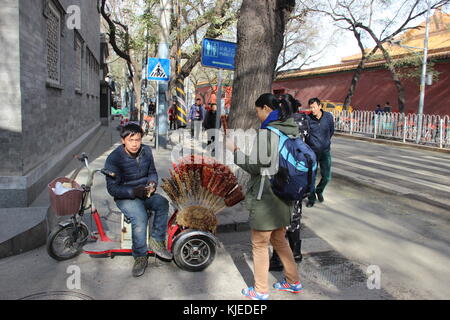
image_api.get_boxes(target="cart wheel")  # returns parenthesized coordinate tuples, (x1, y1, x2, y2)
(46, 224, 89, 261)
(173, 234, 216, 272)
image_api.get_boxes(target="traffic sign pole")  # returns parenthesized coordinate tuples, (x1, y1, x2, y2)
(156, 80, 160, 151)
(201, 38, 236, 135)
(216, 69, 223, 130)
(156, 0, 171, 150)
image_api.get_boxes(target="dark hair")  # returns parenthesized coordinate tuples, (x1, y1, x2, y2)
(121, 123, 144, 139)
(280, 94, 301, 113)
(308, 97, 321, 106)
(255, 93, 292, 122)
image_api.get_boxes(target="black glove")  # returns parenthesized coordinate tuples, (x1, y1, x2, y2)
(132, 185, 147, 200)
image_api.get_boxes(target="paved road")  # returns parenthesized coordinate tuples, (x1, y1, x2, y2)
(305, 136, 450, 299)
(303, 178, 450, 299)
(332, 136, 450, 209)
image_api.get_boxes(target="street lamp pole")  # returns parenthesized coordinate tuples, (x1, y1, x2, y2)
(416, 0, 431, 144)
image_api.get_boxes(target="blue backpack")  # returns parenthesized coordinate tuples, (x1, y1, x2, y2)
(265, 126, 317, 201)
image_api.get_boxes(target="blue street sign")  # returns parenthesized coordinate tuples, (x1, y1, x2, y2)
(201, 38, 236, 70)
(147, 58, 171, 81)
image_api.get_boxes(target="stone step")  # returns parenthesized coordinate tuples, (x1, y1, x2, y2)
(0, 207, 48, 258)
(0, 125, 113, 260)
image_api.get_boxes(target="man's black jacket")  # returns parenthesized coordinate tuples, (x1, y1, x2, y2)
(104, 144, 158, 200)
(306, 111, 335, 154)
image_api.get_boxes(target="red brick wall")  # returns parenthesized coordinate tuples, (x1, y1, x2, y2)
(273, 61, 450, 116)
(196, 61, 450, 116)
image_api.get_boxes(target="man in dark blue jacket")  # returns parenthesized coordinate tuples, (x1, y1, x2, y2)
(104, 123, 171, 277)
(188, 98, 206, 140)
(305, 98, 334, 208)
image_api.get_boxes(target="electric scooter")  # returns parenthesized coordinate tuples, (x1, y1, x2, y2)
(46, 153, 218, 272)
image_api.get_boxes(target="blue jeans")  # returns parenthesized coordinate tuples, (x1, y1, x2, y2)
(116, 194, 169, 257)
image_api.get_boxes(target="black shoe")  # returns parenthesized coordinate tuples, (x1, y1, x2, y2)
(132, 256, 148, 277)
(293, 253, 303, 263)
(269, 252, 284, 271)
(306, 200, 315, 208)
(269, 263, 283, 272)
(317, 193, 324, 203)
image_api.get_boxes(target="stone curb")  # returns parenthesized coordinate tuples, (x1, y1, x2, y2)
(0, 218, 47, 259)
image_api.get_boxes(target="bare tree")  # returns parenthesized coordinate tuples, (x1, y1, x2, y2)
(170, 0, 237, 94)
(102, 0, 238, 119)
(275, 6, 334, 77)
(100, 0, 159, 119)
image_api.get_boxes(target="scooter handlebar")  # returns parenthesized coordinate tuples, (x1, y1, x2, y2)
(74, 153, 89, 163)
(101, 169, 117, 178)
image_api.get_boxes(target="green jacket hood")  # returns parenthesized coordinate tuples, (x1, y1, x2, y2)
(265, 117, 298, 136)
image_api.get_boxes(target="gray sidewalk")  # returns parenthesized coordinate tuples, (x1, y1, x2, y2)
(0, 124, 115, 258)
(43, 122, 251, 237)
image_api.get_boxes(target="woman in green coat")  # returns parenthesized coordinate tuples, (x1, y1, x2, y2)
(226, 93, 303, 300)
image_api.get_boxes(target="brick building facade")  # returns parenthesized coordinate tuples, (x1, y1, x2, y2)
(0, 0, 103, 207)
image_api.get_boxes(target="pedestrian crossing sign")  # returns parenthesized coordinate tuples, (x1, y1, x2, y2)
(147, 58, 171, 81)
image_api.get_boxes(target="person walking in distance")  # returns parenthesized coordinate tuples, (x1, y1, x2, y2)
(375, 104, 383, 114)
(203, 103, 220, 146)
(188, 98, 205, 140)
(305, 98, 334, 208)
(383, 101, 392, 113)
(168, 102, 177, 131)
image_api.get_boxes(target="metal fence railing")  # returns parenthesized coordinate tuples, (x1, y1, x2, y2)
(332, 110, 450, 149)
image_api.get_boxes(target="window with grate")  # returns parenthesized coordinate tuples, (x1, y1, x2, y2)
(46, 1, 61, 85)
(74, 33, 83, 93)
(86, 48, 90, 95)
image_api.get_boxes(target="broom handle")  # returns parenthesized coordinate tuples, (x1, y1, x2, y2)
(221, 115, 228, 135)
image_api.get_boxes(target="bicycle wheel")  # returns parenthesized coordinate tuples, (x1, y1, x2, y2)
(46, 223, 89, 261)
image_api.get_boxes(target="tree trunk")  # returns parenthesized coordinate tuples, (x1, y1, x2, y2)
(133, 76, 141, 121)
(229, 0, 295, 130)
(384, 55, 406, 113)
(169, 0, 234, 97)
(132, 60, 142, 121)
(344, 30, 378, 110)
(372, 44, 406, 113)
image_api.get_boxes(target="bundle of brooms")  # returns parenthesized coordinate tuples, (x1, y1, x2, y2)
(161, 155, 246, 233)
